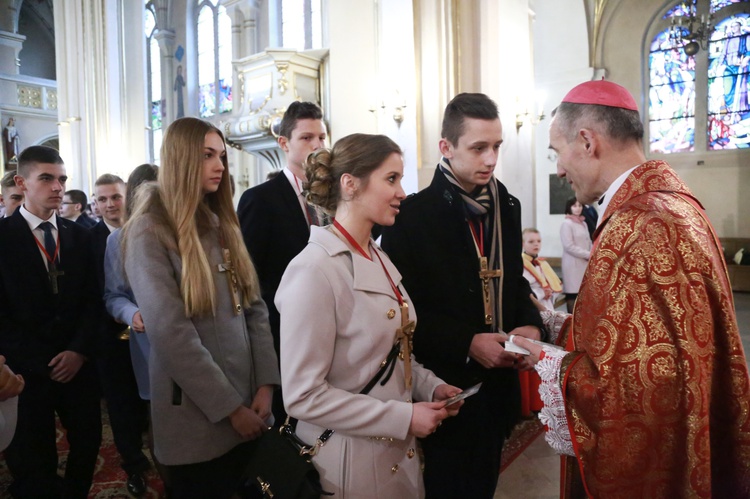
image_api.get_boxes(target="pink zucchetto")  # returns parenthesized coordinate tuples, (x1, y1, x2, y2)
(561, 79, 638, 111)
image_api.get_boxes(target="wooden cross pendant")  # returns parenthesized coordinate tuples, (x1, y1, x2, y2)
(48, 262, 64, 295)
(478, 256, 502, 325)
(218, 248, 242, 315)
(396, 302, 416, 391)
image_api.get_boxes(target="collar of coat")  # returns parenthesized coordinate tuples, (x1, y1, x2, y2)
(308, 225, 405, 299)
(592, 160, 701, 244)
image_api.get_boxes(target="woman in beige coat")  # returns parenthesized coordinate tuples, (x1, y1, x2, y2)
(276, 134, 462, 498)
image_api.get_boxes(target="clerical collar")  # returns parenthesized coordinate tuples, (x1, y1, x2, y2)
(20, 204, 57, 232)
(597, 165, 638, 226)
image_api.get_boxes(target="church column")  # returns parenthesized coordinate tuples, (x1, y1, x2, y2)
(155, 30, 175, 127)
(412, 0, 460, 187)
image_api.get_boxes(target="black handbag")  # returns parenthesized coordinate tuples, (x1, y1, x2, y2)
(239, 420, 332, 499)
(241, 342, 402, 498)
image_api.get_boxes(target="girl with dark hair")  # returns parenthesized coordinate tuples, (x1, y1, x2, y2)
(560, 197, 592, 312)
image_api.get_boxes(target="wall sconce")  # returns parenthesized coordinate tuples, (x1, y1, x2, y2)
(369, 90, 407, 127)
(515, 93, 546, 132)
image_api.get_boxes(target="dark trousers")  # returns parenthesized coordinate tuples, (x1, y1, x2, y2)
(97, 339, 150, 475)
(5, 363, 102, 499)
(271, 387, 287, 427)
(422, 437, 503, 499)
(421, 383, 508, 499)
(166, 440, 256, 499)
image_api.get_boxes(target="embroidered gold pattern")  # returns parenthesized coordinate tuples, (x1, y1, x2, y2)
(560, 161, 750, 497)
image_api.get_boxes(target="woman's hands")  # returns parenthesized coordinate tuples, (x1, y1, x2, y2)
(409, 402, 448, 438)
(229, 385, 276, 440)
(433, 384, 464, 417)
(409, 383, 467, 437)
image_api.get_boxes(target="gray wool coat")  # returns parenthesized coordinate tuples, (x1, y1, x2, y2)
(125, 212, 280, 465)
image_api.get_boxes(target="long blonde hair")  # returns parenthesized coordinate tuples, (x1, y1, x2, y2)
(124, 117, 259, 317)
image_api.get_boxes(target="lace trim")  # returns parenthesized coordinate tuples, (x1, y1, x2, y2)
(535, 347, 575, 456)
(539, 310, 569, 344)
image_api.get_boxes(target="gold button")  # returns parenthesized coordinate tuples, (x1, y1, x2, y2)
(387, 309, 396, 319)
(407, 448, 415, 459)
(391, 464, 399, 473)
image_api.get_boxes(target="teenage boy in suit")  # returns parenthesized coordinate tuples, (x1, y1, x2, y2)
(59, 189, 97, 228)
(0, 146, 102, 499)
(237, 101, 327, 424)
(381, 93, 544, 498)
(91, 174, 150, 497)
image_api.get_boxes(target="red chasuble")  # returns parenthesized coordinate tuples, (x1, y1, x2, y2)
(560, 160, 750, 498)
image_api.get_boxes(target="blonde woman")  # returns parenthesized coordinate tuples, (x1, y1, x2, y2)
(122, 117, 280, 498)
(276, 134, 462, 498)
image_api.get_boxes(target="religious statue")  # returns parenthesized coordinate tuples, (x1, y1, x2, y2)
(174, 65, 186, 118)
(3, 118, 20, 165)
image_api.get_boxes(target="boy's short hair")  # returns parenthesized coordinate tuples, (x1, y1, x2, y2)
(65, 189, 88, 208)
(278, 101, 324, 139)
(16, 146, 64, 178)
(522, 227, 540, 238)
(1, 170, 17, 191)
(95, 173, 125, 187)
(441, 93, 500, 146)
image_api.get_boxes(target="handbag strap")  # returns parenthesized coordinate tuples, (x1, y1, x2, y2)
(287, 341, 402, 455)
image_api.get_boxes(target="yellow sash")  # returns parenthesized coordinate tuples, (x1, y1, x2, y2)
(522, 253, 562, 292)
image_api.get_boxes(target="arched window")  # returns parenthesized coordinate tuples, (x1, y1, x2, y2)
(707, 12, 750, 149)
(648, 0, 750, 153)
(145, 1, 162, 163)
(280, 0, 323, 50)
(197, 0, 232, 118)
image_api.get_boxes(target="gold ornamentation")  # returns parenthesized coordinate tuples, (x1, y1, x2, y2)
(18, 85, 42, 108)
(387, 309, 396, 319)
(276, 62, 289, 95)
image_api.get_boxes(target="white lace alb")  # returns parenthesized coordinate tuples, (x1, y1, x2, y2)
(535, 347, 575, 456)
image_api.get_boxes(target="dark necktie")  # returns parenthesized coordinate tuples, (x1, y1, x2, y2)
(531, 258, 540, 267)
(39, 221, 57, 262)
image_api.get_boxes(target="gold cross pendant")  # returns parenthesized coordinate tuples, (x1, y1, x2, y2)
(48, 262, 64, 295)
(397, 302, 416, 391)
(478, 256, 502, 325)
(218, 248, 242, 315)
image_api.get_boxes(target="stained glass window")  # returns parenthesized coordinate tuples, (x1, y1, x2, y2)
(650, 0, 750, 153)
(649, 29, 696, 153)
(711, 0, 744, 13)
(197, 0, 232, 118)
(707, 13, 750, 149)
(145, 2, 162, 164)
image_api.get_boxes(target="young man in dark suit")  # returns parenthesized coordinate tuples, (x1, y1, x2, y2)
(237, 101, 327, 423)
(91, 174, 150, 497)
(0, 146, 102, 499)
(381, 93, 544, 498)
(59, 189, 97, 228)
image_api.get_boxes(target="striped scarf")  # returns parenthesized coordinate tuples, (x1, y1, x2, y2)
(438, 158, 505, 331)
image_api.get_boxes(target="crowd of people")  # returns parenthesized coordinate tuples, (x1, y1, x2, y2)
(0, 79, 748, 499)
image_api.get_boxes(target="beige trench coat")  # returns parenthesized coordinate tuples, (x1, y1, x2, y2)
(276, 226, 444, 498)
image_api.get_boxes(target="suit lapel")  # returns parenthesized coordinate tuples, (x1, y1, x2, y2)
(274, 173, 309, 235)
(9, 212, 50, 288)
